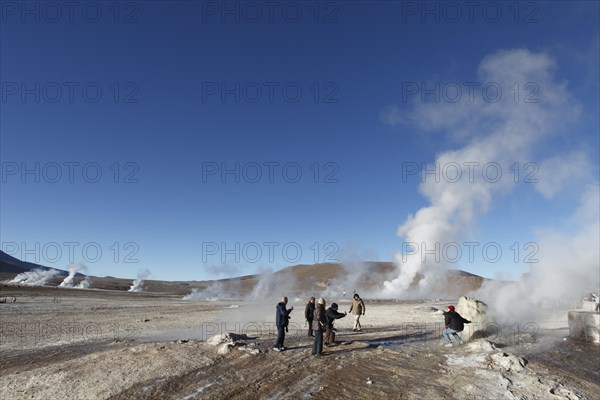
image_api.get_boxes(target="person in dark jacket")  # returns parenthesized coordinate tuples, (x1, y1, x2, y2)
(305, 297, 316, 337)
(324, 303, 346, 346)
(273, 297, 293, 351)
(442, 305, 470, 347)
(312, 298, 326, 356)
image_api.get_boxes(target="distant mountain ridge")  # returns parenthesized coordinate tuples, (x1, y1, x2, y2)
(0, 251, 69, 276)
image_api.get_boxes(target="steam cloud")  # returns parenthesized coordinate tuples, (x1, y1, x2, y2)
(183, 281, 240, 301)
(320, 249, 384, 298)
(475, 184, 599, 323)
(8, 268, 61, 286)
(183, 267, 298, 302)
(381, 49, 599, 310)
(128, 268, 151, 292)
(248, 267, 297, 301)
(59, 263, 88, 287)
(76, 276, 92, 289)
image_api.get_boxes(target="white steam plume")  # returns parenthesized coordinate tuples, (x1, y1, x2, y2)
(75, 276, 92, 289)
(474, 184, 599, 323)
(248, 267, 298, 301)
(128, 268, 151, 292)
(382, 49, 581, 297)
(183, 281, 241, 301)
(59, 263, 87, 287)
(8, 269, 61, 286)
(320, 248, 385, 298)
(182, 267, 298, 302)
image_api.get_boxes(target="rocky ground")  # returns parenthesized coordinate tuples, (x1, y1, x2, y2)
(0, 286, 598, 399)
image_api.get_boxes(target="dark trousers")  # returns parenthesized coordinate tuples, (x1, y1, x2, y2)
(307, 319, 314, 336)
(274, 325, 285, 349)
(324, 328, 335, 345)
(312, 327, 323, 355)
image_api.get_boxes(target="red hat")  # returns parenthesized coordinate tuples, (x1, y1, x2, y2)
(448, 305, 455, 311)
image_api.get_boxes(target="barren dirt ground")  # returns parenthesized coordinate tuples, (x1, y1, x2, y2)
(1, 286, 598, 400)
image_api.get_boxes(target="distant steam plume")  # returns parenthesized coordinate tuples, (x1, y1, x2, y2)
(128, 268, 151, 292)
(8, 269, 60, 286)
(59, 263, 87, 287)
(76, 276, 92, 289)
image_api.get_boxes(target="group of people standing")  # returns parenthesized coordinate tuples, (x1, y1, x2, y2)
(274, 296, 471, 354)
(273, 293, 366, 356)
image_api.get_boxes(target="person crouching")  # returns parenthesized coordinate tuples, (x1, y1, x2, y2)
(324, 302, 346, 346)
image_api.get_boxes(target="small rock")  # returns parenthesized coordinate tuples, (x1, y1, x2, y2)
(366, 378, 373, 385)
(238, 347, 259, 355)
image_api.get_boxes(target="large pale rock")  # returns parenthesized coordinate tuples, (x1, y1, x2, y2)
(207, 333, 228, 346)
(206, 332, 252, 346)
(489, 352, 527, 373)
(217, 343, 232, 355)
(456, 296, 495, 342)
(568, 311, 600, 343)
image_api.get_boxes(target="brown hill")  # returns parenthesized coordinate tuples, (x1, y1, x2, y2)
(1, 259, 489, 298)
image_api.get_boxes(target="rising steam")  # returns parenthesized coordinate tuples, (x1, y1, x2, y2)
(183, 281, 238, 301)
(76, 276, 92, 289)
(8, 268, 61, 286)
(381, 49, 598, 309)
(474, 184, 599, 323)
(59, 263, 87, 287)
(128, 268, 151, 292)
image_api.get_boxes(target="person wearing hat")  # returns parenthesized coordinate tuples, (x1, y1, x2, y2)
(304, 297, 316, 337)
(442, 305, 471, 347)
(312, 298, 327, 356)
(324, 302, 346, 346)
(273, 296, 293, 352)
(349, 293, 366, 332)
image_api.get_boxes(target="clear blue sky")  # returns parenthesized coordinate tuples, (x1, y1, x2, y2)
(1, 1, 598, 281)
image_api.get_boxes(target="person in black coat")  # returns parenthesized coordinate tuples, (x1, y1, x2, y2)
(324, 303, 346, 345)
(273, 297, 293, 351)
(442, 305, 470, 347)
(305, 297, 316, 337)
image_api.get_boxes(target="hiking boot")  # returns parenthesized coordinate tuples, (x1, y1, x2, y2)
(272, 347, 282, 352)
(444, 343, 453, 348)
